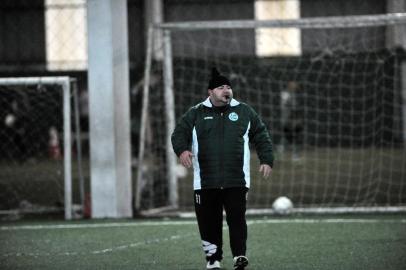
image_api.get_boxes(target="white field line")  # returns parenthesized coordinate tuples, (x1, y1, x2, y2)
(1, 218, 405, 231)
(0, 220, 197, 231)
(247, 218, 406, 225)
(91, 233, 196, 255)
(1, 232, 197, 258)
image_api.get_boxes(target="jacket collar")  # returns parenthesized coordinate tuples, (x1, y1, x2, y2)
(202, 97, 240, 108)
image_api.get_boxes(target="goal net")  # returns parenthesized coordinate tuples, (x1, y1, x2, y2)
(0, 77, 85, 220)
(138, 14, 406, 214)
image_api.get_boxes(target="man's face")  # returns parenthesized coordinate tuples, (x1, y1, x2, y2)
(208, 85, 233, 106)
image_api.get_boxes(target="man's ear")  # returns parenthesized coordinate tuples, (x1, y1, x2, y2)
(208, 89, 212, 95)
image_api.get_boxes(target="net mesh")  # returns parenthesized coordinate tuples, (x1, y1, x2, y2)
(140, 16, 406, 212)
(0, 80, 83, 218)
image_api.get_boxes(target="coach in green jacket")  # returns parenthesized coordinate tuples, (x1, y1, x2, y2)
(171, 68, 273, 270)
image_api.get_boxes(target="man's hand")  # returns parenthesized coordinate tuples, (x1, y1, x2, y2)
(179, 150, 193, 168)
(259, 164, 272, 178)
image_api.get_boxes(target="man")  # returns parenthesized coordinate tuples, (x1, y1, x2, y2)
(171, 68, 273, 270)
(280, 81, 303, 160)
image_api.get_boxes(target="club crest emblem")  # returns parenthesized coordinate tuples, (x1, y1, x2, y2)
(228, 112, 238, 121)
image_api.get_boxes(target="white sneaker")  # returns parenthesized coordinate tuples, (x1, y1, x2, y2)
(206, 260, 221, 269)
(233, 256, 248, 270)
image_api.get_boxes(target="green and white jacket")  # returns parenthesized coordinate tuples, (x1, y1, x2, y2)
(171, 97, 273, 190)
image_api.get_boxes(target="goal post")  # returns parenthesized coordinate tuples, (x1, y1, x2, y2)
(0, 76, 83, 220)
(138, 13, 406, 214)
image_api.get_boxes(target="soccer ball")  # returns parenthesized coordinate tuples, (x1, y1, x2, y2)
(272, 196, 293, 215)
(4, 114, 16, 127)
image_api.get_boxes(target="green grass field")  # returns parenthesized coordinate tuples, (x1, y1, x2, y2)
(1, 215, 405, 270)
(1, 147, 405, 212)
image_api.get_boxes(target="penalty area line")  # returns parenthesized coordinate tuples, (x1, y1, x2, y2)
(247, 218, 406, 225)
(0, 220, 197, 231)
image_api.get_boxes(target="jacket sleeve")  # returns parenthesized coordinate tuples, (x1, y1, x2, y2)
(171, 106, 196, 157)
(248, 106, 274, 167)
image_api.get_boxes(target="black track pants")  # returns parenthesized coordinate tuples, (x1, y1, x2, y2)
(194, 187, 248, 262)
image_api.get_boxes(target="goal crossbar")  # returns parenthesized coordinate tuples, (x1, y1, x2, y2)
(158, 13, 406, 30)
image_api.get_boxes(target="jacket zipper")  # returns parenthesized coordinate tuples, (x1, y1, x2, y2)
(220, 112, 224, 189)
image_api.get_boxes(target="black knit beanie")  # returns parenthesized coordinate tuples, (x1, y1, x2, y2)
(208, 68, 231, 90)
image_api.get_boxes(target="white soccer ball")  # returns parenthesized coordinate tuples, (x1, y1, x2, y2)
(272, 196, 293, 215)
(4, 114, 16, 127)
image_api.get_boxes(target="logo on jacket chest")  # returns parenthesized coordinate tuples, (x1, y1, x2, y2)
(228, 112, 239, 121)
